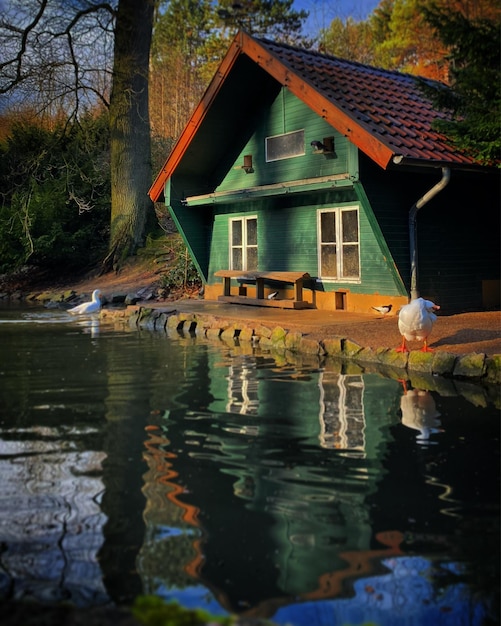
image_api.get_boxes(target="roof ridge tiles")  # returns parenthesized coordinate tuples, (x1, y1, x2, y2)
(255, 35, 446, 89)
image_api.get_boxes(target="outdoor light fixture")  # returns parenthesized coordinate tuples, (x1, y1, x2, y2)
(241, 154, 254, 173)
(311, 137, 335, 154)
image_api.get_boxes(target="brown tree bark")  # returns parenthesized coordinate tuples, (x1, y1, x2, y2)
(106, 0, 155, 270)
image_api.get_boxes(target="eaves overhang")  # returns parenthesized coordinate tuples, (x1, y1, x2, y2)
(182, 173, 354, 207)
(149, 30, 487, 204)
(390, 154, 495, 173)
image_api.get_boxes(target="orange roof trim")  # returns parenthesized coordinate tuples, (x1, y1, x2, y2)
(149, 31, 481, 203)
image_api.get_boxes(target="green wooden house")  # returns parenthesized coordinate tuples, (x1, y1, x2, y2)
(149, 31, 500, 314)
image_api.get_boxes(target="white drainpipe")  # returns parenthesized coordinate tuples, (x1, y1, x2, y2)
(408, 167, 451, 300)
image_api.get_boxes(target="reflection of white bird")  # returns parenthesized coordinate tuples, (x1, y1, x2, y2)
(68, 289, 102, 315)
(400, 384, 442, 442)
(397, 297, 440, 352)
(372, 304, 392, 316)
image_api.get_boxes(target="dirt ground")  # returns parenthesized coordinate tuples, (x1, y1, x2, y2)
(0, 256, 162, 297)
(169, 298, 501, 357)
(2, 259, 500, 357)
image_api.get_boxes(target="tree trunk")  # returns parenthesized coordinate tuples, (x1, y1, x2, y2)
(107, 0, 155, 270)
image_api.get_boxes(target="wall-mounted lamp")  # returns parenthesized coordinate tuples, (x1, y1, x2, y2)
(241, 154, 254, 173)
(311, 137, 335, 155)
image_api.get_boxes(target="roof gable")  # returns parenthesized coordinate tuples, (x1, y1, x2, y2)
(149, 31, 482, 202)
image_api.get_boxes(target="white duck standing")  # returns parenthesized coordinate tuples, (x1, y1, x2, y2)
(396, 297, 440, 352)
(68, 289, 102, 315)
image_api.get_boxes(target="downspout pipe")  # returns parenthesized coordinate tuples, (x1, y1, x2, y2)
(408, 167, 451, 300)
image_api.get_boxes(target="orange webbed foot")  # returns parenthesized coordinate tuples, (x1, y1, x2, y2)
(396, 338, 408, 353)
(420, 341, 433, 352)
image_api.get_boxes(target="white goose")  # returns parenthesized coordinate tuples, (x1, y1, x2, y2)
(68, 289, 102, 315)
(396, 297, 440, 352)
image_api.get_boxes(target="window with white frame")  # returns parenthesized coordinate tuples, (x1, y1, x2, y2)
(318, 207, 360, 280)
(230, 216, 258, 271)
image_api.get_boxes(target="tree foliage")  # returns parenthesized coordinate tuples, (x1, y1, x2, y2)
(419, 4, 501, 165)
(150, 0, 213, 152)
(371, 0, 448, 79)
(319, 0, 499, 81)
(0, 112, 110, 272)
(149, 0, 310, 153)
(214, 0, 309, 42)
(318, 17, 376, 64)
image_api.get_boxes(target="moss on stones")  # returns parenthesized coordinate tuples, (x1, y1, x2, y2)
(485, 355, 501, 385)
(98, 307, 500, 384)
(453, 353, 486, 378)
(431, 351, 457, 376)
(270, 326, 287, 346)
(284, 330, 303, 352)
(407, 350, 434, 372)
(342, 339, 363, 357)
(322, 337, 343, 355)
(299, 337, 325, 355)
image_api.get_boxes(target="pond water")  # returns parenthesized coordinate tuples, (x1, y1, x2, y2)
(0, 304, 499, 626)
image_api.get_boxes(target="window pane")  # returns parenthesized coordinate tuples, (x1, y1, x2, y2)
(232, 248, 242, 270)
(321, 245, 337, 276)
(266, 130, 305, 162)
(321, 212, 336, 243)
(342, 245, 359, 277)
(342, 210, 358, 243)
(232, 220, 242, 246)
(247, 218, 257, 246)
(247, 247, 258, 270)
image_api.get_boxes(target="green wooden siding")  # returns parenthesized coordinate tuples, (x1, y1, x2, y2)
(167, 180, 212, 281)
(202, 88, 407, 295)
(166, 84, 499, 312)
(207, 189, 406, 296)
(217, 88, 356, 193)
(359, 154, 500, 312)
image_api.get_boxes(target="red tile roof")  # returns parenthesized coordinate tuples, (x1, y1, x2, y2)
(256, 36, 478, 169)
(149, 31, 484, 203)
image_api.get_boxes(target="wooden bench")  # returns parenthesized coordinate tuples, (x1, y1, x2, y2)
(214, 270, 312, 309)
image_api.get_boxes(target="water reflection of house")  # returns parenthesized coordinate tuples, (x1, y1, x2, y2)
(226, 357, 260, 416)
(138, 429, 205, 594)
(137, 354, 400, 617)
(225, 356, 368, 455)
(318, 372, 365, 453)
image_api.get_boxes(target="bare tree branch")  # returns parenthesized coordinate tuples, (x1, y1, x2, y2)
(0, 0, 116, 118)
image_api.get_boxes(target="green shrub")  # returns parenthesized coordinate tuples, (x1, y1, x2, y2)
(158, 234, 200, 290)
(0, 111, 110, 273)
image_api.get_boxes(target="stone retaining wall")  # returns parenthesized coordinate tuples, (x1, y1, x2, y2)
(100, 306, 501, 389)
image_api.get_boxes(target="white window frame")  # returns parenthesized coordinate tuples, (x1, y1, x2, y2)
(265, 129, 305, 162)
(317, 206, 361, 282)
(229, 215, 258, 271)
